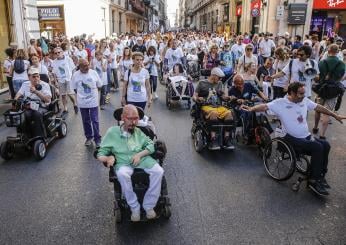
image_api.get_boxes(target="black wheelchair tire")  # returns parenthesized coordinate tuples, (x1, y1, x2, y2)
(194, 129, 204, 153)
(0, 141, 14, 160)
(163, 206, 172, 219)
(57, 121, 68, 138)
(263, 137, 296, 181)
(33, 140, 47, 160)
(296, 155, 310, 175)
(115, 208, 122, 224)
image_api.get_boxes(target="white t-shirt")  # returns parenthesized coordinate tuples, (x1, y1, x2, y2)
(267, 97, 317, 138)
(92, 58, 108, 85)
(18, 80, 52, 105)
(52, 56, 76, 83)
(282, 59, 319, 97)
(33, 64, 49, 76)
(116, 43, 124, 57)
(259, 39, 276, 57)
(273, 59, 290, 88)
(74, 49, 88, 60)
(124, 68, 150, 102)
(164, 48, 184, 70)
(119, 58, 133, 77)
(109, 50, 118, 69)
(71, 70, 103, 108)
(12, 60, 30, 81)
(230, 44, 246, 61)
(144, 54, 160, 76)
(3, 58, 13, 77)
(237, 54, 258, 73)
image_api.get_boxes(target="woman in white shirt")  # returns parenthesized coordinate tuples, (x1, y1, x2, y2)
(273, 47, 290, 99)
(11, 49, 30, 94)
(122, 52, 152, 110)
(144, 46, 161, 99)
(30, 54, 49, 83)
(74, 43, 88, 60)
(119, 47, 133, 82)
(3, 48, 15, 98)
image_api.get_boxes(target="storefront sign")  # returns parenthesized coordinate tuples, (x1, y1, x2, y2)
(313, 0, 346, 9)
(236, 5, 242, 16)
(38, 7, 62, 20)
(288, 4, 307, 25)
(251, 0, 261, 17)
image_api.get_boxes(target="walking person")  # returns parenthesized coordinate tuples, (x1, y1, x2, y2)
(3, 48, 15, 99)
(71, 59, 103, 147)
(122, 52, 152, 110)
(11, 49, 30, 94)
(92, 51, 108, 110)
(144, 46, 161, 100)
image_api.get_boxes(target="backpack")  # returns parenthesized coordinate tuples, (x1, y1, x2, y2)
(13, 59, 25, 74)
(312, 60, 345, 99)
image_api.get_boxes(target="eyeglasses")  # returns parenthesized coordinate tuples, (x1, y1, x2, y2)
(54, 52, 61, 54)
(246, 48, 253, 51)
(125, 116, 139, 121)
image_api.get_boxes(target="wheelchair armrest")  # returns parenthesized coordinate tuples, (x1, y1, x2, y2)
(109, 166, 117, 182)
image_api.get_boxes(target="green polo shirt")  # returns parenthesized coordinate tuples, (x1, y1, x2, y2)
(318, 56, 345, 83)
(97, 126, 156, 170)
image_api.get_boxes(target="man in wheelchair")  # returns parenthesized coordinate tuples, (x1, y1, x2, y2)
(228, 74, 268, 144)
(14, 67, 52, 138)
(97, 105, 164, 221)
(193, 67, 234, 150)
(241, 82, 346, 196)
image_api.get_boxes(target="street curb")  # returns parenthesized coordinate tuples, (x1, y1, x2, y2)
(0, 87, 9, 95)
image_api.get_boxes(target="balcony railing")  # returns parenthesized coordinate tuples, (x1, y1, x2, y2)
(129, 0, 145, 14)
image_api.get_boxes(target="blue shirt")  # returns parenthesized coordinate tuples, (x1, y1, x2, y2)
(228, 83, 259, 100)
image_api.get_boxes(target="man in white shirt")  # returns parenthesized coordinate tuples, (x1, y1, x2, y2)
(230, 35, 246, 64)
(15, 67, 52, 138)
(270, 45, 319, 98)
(259, 33, 276, 63)
(164, 39, 184, 72)
(242, 82, 346, 196)
(71, 59, 103, 147)
(52, 47, 78, 114)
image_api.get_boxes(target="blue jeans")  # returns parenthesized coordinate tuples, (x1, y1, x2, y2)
(284, 134, 330, 180)
(13, 79, 27, 95)
(150, 75, 157, 93)
(99, 85, 107, 106)
(80, 107, 101, 143)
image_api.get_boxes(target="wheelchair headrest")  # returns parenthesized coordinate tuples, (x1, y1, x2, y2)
(113, 106, 145, 121)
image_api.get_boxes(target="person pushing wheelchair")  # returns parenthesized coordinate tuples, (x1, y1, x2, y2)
(97, 105, 164, 222)
(193, 67, 234, 150)
(14, 67, 52, 138)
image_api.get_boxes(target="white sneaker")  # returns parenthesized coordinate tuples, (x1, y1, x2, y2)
(154, 93, 159, 99)
(131, 209, 140, 222)
(146, 209, 157, 219)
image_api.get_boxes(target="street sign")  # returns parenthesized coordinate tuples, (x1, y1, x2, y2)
(288, 4, 307, 25)
(276, 5, 285, 20)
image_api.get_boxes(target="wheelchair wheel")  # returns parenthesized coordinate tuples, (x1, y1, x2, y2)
(166, 87, 172, 110)
(33, 140, 47, 160)
(0, 141, 15, 160)
(194, 129, 205, 153)
(296, 155, 310, 175)
(263, 138, 296, 181)
(57, 121, 67, 138)
(163, 206, 171, 219)
(114, 208, 122, 224)
(255, 126, 271, 153)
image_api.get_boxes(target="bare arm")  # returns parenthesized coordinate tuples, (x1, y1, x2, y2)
(315, 104, 346, 123)
(241, 103, 269, 112)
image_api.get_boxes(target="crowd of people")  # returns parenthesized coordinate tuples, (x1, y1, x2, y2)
(2, 30, 346, 200)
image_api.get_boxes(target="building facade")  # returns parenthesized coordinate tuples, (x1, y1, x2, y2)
(182, 0, 346, 39)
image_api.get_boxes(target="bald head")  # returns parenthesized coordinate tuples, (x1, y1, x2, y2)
(122, 104, 138, 118)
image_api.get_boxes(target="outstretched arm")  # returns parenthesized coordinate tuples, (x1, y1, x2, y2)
(241, 103, 269, 112)
(315, 104, 346, 123)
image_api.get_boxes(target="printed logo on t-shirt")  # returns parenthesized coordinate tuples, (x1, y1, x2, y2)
(297, 114, 304, 123)
(298, 70, 306, 82)
(131, 79, 141, 93)
(81, 78, 92, 94)
(95, 67, 102, 77)
(58, 65, 66, 79)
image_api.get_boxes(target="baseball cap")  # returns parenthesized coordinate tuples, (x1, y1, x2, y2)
(136, 37, 143, 41)
(28, 67, 40, 75)
(210, 67, 225, 78)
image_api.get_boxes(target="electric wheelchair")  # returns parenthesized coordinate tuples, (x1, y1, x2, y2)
(0, 84, 67, 161)
(262, 126, 311, 192)
(190, 99, 237, 152)
(95, 107, 171, 223)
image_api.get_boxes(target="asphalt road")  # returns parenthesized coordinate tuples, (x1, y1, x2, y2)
(0, 82, 345, 245)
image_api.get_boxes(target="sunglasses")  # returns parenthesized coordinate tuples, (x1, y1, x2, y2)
(54, 52, 61, 54)
(246, 48, 253, 51)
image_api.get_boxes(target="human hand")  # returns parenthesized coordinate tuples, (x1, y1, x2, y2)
(106, 155, 115, 168)
(335, 114, 346, 124)
(131, 154, 141, 166)
(240, 104, 252, 112)
(197, 97, 205, 103)
(237, 99, 245, 104)
(30, 85, 36, 93)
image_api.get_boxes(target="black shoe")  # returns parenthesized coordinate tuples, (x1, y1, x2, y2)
(223, 137, 235, 150)
(308, 180, 329, 196)
(208, 138, 220, 150)
(320, 178, 331, 189)
(74, 105, 79, 114)
(312, 128, 319, 134)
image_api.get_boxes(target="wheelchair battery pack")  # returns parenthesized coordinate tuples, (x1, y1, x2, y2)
(3, 110, 25, 127)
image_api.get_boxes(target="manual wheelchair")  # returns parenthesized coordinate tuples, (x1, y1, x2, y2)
(0, 85, 67, 161)
(262, 130, 312, 192)
(190, 101, 237, 152)
(95, 107, 171, 223)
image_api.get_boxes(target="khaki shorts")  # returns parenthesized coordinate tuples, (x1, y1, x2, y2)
(315, 96, 337, 111)
(58, 80, 75, 95)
